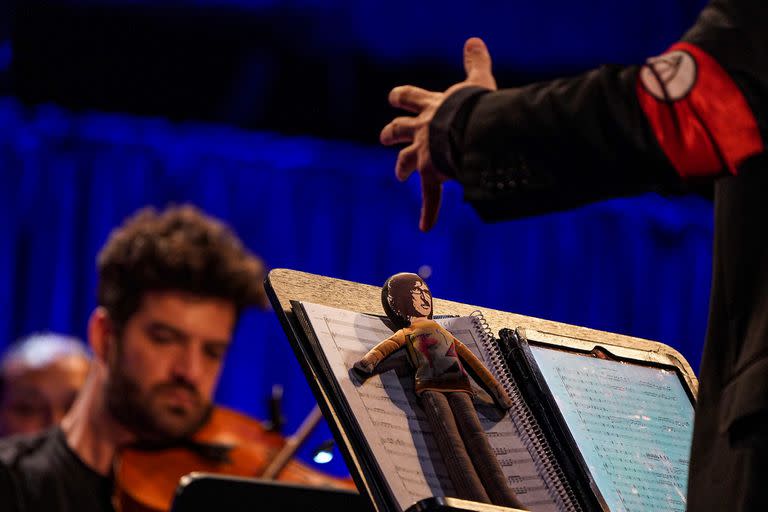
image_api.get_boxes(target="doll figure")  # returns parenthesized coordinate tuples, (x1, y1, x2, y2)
(354, 273, 524, 509)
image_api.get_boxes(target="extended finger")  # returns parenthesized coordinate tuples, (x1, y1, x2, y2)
(419, 174, 443, 232)
(463, 37, 496, 89)
(380, 116, 420, 146)
(389, 86, 440, 113)
(395, 145, 419, 182)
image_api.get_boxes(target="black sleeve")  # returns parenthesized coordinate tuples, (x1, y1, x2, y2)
(445, 65, 681, 221)
(0, 462, 22, 512)
(430, 0, 767, 222)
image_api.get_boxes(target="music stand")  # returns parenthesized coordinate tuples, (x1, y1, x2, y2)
(170, 473, 369, 512)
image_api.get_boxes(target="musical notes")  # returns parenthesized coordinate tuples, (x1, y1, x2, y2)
(301, 303, 559, 511)
(529, 346, 694, 512)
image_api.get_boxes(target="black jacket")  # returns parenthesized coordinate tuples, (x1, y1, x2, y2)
(430, 0, 768, 509)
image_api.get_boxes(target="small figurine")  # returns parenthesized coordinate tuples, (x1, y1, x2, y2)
(354, 273, 524, 508)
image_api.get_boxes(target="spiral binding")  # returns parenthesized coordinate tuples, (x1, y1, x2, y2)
(470, 311, 583, 512)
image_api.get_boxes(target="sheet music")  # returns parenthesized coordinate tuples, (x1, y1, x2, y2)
(528, 345, 694, 512)
(300, 302, 559, 511)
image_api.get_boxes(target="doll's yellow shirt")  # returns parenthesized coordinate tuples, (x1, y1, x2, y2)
(359, 318, 509, 406)
(400, 318, 473, 395)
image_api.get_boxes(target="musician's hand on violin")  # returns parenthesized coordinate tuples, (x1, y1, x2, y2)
(380, 37, 497, 232)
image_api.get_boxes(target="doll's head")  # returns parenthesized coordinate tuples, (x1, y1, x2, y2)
(381, 273, 433, 329)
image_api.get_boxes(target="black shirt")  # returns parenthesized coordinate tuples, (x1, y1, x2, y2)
(0, 428, 113, 512)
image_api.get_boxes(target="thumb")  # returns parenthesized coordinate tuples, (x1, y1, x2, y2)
(463, 37, 495, 89)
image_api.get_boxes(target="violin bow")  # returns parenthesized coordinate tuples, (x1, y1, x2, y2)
(260, 404, 323, 479)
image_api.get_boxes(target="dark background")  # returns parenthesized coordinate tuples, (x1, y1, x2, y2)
(0, 0, 710, 476)
(8, 0, 708, 140)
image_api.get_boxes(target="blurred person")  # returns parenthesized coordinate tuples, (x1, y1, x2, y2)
(0, 333, 90, 437)
(381, 0, 767, 509)
(0, 205, 347, 512)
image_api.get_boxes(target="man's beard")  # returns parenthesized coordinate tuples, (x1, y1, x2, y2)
(105, 357, 211, 443)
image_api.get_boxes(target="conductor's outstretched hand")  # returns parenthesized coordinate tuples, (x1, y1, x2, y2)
(380, 37, 497, 232)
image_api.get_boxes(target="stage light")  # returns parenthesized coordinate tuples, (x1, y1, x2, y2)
(312, 439, 335, 464)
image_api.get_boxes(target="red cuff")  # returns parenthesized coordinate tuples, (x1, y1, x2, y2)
(636, 42, 763, 178)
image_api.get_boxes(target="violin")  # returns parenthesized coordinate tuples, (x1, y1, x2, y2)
(112, 406, 355, 512)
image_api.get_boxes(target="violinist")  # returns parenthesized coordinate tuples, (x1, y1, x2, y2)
(0, 333, 90, 437)
(0, 205, 344, 512)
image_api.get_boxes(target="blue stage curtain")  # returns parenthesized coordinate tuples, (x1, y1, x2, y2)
(0, 97, 712, 473)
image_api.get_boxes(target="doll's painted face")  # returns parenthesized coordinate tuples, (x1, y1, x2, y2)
(383, 273, 434, 328)
(410, 281, 432, 318)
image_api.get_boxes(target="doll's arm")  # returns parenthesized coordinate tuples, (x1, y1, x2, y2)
(455, 340, 514, 410)
(354, 330, 407, 374)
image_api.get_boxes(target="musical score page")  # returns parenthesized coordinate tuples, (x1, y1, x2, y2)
(299, 302, 559, 511)
(528, 345, 694, 512)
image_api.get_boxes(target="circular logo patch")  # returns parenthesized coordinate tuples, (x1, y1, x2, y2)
(639, 50, 697, 101)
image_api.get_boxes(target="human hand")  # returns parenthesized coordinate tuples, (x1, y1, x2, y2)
(380, 37, 497, 232)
